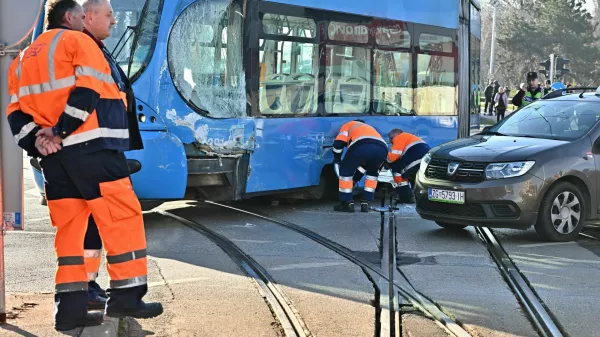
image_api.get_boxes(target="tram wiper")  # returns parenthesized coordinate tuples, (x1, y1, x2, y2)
(111, 25, 136, 60)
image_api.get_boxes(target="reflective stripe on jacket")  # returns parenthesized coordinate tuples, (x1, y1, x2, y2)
(333, 121, 386, 155)
(387, 132, 425, 163)
(522, 88, 542, 106)
(6, 28, 130, 156)
(83, 28, 143, 151)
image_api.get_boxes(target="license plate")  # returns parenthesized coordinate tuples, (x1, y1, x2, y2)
(428, 188, 465, 204)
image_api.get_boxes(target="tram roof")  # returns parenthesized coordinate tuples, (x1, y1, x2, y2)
(167, 0, 471, 30)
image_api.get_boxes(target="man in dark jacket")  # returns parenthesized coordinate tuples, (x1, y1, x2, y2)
(79, 0, 144, 310)
(484, 80, 494, 115)
(511, 83, 526, 110)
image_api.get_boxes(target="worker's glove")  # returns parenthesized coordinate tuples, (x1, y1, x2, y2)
(333, 155, 341, 164)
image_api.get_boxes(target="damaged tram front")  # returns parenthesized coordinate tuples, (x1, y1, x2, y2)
(31, 0, 482, 205)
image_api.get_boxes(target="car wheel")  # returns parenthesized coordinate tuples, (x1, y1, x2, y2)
(535, 181, 585, 242)
(435, 221, 467, 230)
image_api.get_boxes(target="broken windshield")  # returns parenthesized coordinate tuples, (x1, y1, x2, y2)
(167, 0, 247, 118)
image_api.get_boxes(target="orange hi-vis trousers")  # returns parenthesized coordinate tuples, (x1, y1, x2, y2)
(40, 149, 148, 325)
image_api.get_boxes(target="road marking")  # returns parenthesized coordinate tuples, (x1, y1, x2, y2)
(227, 223, 257, 228)
(514, 253, 600, 265)
(269, 261, 347, 271)
(232, 239, 271, 244)
(402, 250, 483, 258)
(6, 231, 54, 236)
(517, 242, 577, 248)
(232, 239, 299, 246)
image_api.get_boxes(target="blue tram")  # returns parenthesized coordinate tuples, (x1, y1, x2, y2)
(31, 0, 482, 203)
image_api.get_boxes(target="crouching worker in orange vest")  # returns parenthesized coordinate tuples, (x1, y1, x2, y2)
(5, 0, 162, 331)
(386, 129, 430, 203)
(333, 120, 388, 213)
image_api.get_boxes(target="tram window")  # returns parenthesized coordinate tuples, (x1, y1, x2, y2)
(105, 0, 162, 81)
(373, 50, 412, 115)
(325, 46, 371, 114)
(168, 0, 246, 118)
(263, 14, 316, 38)
(328, 22, 369, 44)
(259, 14, 318, 116)
(415, 54, 456, 115)
(419, 33, 454, 53)
(375, 26, 410, 48)
(259, 41, 318, 116)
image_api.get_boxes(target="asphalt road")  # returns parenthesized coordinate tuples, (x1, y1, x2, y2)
(6, 156, 600, 336)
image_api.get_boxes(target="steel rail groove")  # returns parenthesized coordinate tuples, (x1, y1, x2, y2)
(205, 200, 472, 337)
(157, 209, 311, 337)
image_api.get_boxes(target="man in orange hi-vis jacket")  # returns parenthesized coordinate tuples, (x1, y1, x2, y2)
(5, 0, 162, 331)
(386, 129, 430, 203)
(333, 119, 388, 213)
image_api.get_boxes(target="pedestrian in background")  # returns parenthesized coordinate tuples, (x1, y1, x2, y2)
(484, 80, 494, 115)
(512, 83, 526, 110)
(494, 87, 508, 123)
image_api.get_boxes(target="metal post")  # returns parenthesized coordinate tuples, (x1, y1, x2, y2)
(489, 2, 498, 78)
(0, 0, 45, 324)
(549, 54, 555, 83)
(458, 0, 471, 138)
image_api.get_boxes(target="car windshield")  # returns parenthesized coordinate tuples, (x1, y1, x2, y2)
(490, 100, 600, 140)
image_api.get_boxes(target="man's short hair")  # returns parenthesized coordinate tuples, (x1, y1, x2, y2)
(388, 129, 403, 139)
(79, 0, 102, 13)
(46, 0, 80, 30)
(546, 80, 551, 85)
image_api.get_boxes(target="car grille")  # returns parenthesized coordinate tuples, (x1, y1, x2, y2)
(417, 200, 486, 218)
(425, 158, 487, 183)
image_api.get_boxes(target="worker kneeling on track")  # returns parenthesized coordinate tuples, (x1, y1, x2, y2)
(386, 129, 430, 203)
(333, 120, 388, 213)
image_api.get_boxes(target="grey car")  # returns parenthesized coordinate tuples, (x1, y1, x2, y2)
(415, 88, 600, 241)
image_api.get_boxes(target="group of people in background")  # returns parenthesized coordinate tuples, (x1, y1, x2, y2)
(483, 72, 573, 123)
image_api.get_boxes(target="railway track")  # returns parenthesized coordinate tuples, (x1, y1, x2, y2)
(201, 200, 472, 337)
(156, 209, 311, 337)
(475, 227, 566, 337)
(580, 228, 600, 241)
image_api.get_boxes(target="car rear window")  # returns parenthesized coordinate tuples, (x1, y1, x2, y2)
(492, 101, 600, 140)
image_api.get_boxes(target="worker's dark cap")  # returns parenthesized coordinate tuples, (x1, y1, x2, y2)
(527, 71, 538, 80)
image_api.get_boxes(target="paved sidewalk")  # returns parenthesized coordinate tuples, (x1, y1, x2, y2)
(1, 293, 118, 337)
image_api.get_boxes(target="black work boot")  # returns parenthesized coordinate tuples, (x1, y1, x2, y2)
(88, 281, 108, 310)
(55, 312, 104, 331)
(106, 301, 164, 319)
(333, 201, 355, 213)
(360, 202, 369, 213)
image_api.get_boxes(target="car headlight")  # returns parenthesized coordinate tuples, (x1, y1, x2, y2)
(485, 161, 535, 180)
(420, 152, 432, 172)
